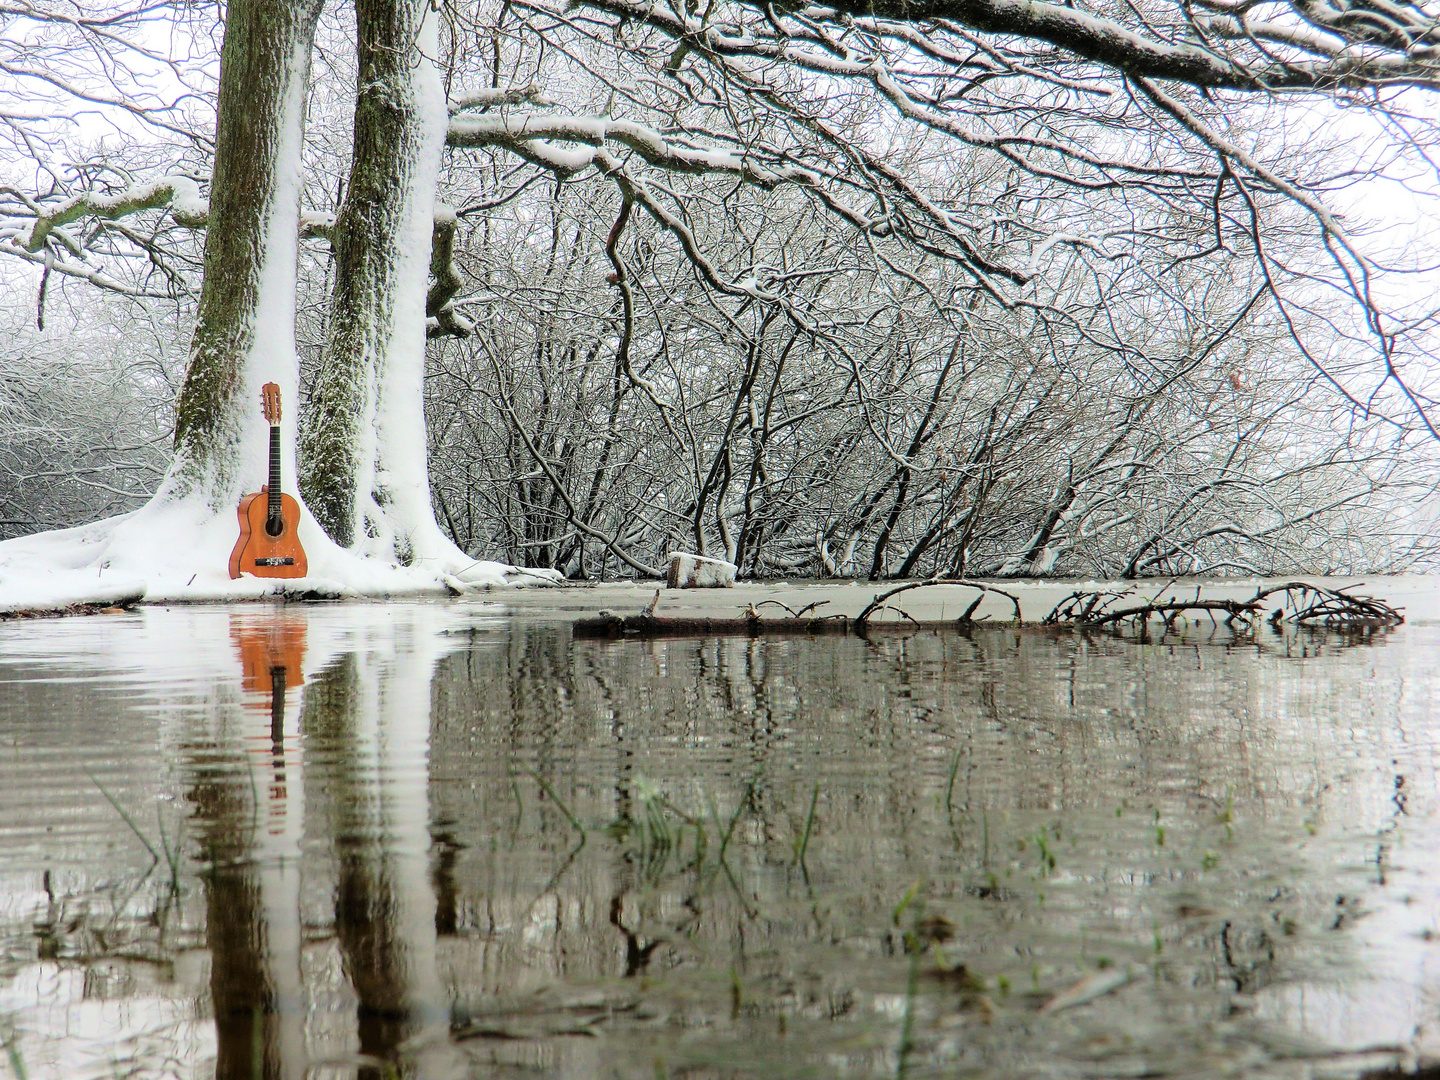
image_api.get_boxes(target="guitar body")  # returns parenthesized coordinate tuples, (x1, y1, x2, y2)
(229, 488, 308, 579)
(230, 383, 307, 580)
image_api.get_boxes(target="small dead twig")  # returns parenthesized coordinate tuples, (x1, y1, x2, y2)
(890, 605, 921, 626)
(856, 579, 1022, 625)
(755, 599, 831, 619)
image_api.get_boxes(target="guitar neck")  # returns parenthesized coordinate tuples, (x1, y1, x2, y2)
(268, 425, 282, 519)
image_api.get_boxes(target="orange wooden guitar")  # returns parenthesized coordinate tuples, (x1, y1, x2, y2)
(228, 382, 308, 579)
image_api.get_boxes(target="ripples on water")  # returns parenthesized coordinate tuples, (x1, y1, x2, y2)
(0, 602, 1436, 1079)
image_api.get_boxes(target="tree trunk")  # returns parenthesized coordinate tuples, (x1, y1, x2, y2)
(170, 0, 323, 508)
(0, 0, 533, 595)
(300, 0, 461, 569)
(39, 0, 333, 592)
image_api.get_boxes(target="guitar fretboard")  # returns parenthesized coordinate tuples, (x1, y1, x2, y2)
(267, 425, 282, 523)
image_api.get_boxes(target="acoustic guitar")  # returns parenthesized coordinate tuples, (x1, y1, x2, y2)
(228, 382, 308, 579)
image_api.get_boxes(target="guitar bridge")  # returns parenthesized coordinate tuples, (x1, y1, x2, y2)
(255, 557, 296, 566)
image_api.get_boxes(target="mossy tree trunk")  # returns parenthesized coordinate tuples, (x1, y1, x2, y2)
(168, 0, 322, 509)
(300, 0, 457, 568)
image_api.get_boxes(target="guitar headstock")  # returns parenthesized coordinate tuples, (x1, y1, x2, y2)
(260, 382, 282, 425)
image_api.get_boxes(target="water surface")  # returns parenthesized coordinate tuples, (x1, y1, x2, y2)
(0, 600, 1437, 1079)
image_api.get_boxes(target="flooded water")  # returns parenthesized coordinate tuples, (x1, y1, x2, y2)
(0, 599, 1438, 1079)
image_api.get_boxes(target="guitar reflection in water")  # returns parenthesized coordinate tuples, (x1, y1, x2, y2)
(232, 614, 307, 818)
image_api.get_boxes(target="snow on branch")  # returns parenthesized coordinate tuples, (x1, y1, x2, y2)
(447, 83, 552, 112)
(0, 239, 175, 299)
(299, 209, 337, 240)
(9, 175, 208, 253)
(796, 0, 1440, 89)
(565, 0, 1437, 92)
(593, 151, 795, 308)
(449, 105, 1032, 294)
(1, 178, 350, 249)
(447, 112, 818, 188)
(426, 206, 474, 339)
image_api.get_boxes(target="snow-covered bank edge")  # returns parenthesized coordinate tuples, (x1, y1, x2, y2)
(0, 574, 147, 617)
(0, 507, 563, 617)
(2, 540, 1429, 626)
(0, 564, 565, 618)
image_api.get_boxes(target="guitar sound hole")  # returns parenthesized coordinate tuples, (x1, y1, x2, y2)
(265, 517, 285, 538)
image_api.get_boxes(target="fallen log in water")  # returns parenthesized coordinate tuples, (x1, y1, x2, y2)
(573, 612, 857, 638)
(573, 578, 1403, 638)
(574, 580, 1026, 638)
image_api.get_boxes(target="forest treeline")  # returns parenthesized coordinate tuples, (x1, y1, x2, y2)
(0, 1, 1436, 579)
(422, 182, 1421, 579)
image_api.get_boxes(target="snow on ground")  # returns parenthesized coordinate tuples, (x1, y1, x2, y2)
(0, 503, 1427, 623)
(0, 501, 560, 614)
(0, 1, 568, 619)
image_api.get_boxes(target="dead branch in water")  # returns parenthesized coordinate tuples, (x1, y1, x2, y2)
(856, 579, 1022, 625)
(1254, 582, 1405, 626)
(572, 580, 1402, 640)
(1044, 582, 1403, 630)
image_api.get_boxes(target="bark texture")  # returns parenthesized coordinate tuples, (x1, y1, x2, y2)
(171, 0, 322, 506)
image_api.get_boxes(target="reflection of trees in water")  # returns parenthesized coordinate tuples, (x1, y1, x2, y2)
(303, 655, 415, 1073)
(186, 742, 290, 1080)
(299, 649, 456, 1077)
(425, 626, 1418, 1026)
(175, 616, 459, 1078)
(2, 612, 1427, 1077)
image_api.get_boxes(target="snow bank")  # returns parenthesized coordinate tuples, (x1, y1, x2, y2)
(0, 502, 561, 612)
(0, 566, 145, 615)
